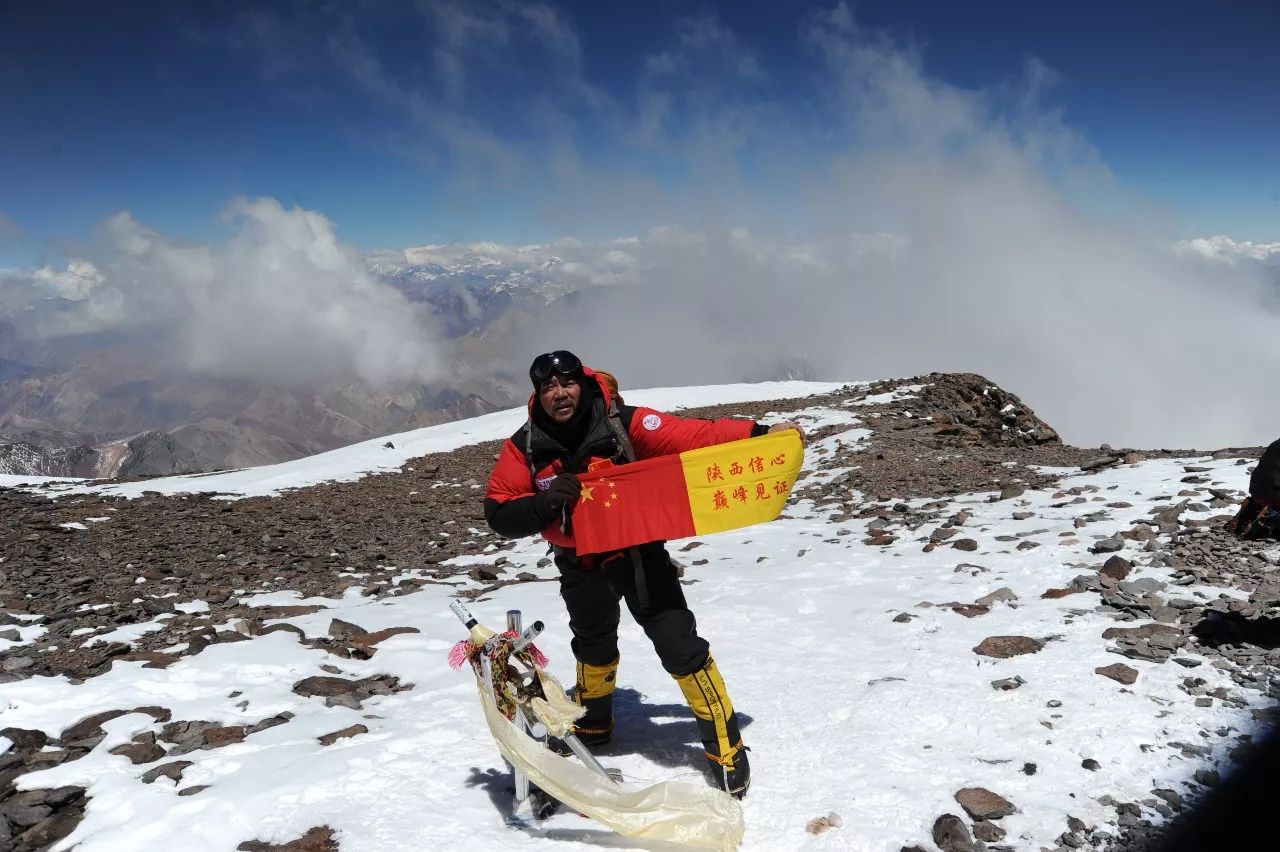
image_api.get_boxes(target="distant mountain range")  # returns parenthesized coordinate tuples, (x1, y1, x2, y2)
(0, 250, 574, 478)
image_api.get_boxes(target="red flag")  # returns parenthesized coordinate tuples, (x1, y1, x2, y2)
(572, 432, 803, 555)
(573, 454, 694, 555)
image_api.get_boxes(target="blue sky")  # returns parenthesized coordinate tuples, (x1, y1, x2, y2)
(1, 0, 1277, 265)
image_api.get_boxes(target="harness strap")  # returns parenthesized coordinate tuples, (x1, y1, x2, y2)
(603, 400, 637, 464)
(602, 403, 652, 608)
(525, 422, 537, 480)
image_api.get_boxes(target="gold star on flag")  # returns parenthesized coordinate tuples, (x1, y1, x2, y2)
(580, 485, 594, 502)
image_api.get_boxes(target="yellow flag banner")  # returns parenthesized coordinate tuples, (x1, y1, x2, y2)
(574, 431, 805, 555)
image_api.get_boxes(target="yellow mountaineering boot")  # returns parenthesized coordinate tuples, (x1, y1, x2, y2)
(572, 656, 618, 746)
(550, 656, 617, 755)
(674, 655, 750, 799)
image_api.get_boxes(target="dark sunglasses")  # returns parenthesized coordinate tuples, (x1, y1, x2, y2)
(529, 350, 583, 384)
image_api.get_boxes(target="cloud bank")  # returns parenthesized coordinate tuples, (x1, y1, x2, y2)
(9, 199, 442, 388)
(490, 5, 1280, 449)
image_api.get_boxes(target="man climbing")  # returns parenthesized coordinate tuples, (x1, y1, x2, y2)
(1229, 438, 1280, 541)
(483, 350, 801, 799)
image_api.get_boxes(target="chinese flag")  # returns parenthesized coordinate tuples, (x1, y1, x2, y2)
(573, 431, 804, 555)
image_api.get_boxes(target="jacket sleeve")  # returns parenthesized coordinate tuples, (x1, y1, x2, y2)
(626, 406, 768, 459)
(484, 439, 553, 538)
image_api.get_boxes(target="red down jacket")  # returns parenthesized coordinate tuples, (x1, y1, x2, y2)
(484, 368, 764, 549)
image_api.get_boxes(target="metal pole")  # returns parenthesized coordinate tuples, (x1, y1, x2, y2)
(503, 614, 619, 786)
(561, 731, 620, 781)
(506, 610, 531, 812)
(512, 620, 544, 653)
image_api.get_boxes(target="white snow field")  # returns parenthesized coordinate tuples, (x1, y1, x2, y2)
(0, 382, 1264, 850)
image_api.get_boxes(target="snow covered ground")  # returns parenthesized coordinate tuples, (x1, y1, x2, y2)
(0, 383, 1265, 851)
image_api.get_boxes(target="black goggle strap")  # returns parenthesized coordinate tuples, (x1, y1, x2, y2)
(531, 350, 582, 383)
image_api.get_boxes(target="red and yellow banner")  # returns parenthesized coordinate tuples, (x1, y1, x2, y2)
(572, 431, 804, 555)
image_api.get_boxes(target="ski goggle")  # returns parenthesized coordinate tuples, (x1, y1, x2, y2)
(529, 350, 583, 385)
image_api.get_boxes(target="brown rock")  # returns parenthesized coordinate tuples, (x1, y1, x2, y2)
(160, 720, 218, 753)
(119, 651, 182, 669)
(1154, 500, 1190, 526)
(141, 760, 194, 784)
(1041, 588, 1078, 599)
(0, 727, 48, 751)
(805, 812, 842, 835)
(974, 587, 1017, 606)
(1090, 538, 1125, 554)
(1, 791, 52, 827)
(60, 709, 129, 743)
(238, 826, 339, 852)
(327, 619, 367, 640)
(317, 724, 369, 746)
(1102, 623, 1182, 641)
(931, 813, 975, 852)
(259, 623, 307, 639)
(973, 820, 1005, 842)
(202, 726, 247, 748)
(109, 740, 166, 765)
(247, 714, 294, 735)
(952, 539, 979, 552)
(954, 787, 1015, 820)
(292, 676, 360, 698)
(133, 705, 174, 723)
(1095, 663, 1139, 685)
(973, 636, 1043, 658)
(351, 626, 421, 648)
(947, 604, 990, 619)
(15, 812, 81, 849)
(1099, 555, 1133, 581)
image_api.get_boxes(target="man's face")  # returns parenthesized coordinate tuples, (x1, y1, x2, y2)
(538, 374, 581, 423)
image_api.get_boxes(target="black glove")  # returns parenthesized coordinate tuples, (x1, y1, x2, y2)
(540, 473, 581, 514)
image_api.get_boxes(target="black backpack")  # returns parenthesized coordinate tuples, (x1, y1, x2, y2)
(1251, 439, 1280, 500)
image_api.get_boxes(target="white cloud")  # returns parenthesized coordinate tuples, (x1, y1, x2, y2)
(1178, 235, 1280, 264)
(485, 5, 1280, 449)
(30, 259, 104, 300)
(17, 199, 443, 388)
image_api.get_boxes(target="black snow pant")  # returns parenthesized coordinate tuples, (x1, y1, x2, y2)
(554, 541, 710, 677)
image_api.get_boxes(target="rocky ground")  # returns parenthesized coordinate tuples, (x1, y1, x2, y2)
(0, 372, 1275, 851)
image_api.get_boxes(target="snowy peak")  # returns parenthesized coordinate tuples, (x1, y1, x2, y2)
(367, 244, 577, 307)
